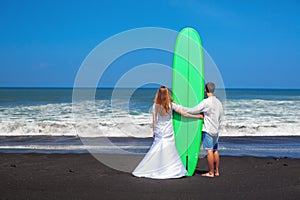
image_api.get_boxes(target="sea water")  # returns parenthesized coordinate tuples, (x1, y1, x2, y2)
(0, 88, 299, 158)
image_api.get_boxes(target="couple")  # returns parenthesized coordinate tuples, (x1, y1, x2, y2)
(132, 83, 223, 179)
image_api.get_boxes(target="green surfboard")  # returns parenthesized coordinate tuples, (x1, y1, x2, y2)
(172, 28, 204, 176)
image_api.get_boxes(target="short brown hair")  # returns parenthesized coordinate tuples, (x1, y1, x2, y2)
(205, 82, 215, 93)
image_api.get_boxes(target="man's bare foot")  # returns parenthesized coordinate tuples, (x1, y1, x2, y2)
(214, 170, 220, 177)
(201, 172, 214, 178)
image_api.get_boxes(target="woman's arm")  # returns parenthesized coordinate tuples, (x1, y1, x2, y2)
(172, 103, 203, 119)
(152, 107, 156, 138)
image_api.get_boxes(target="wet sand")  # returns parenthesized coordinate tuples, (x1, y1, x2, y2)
(0, 153, 299, 200)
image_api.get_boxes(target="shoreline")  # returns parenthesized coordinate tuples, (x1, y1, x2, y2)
(1, 153, 299, 199)
(1, 136, 300, 158)
(1, 135, 300, 138)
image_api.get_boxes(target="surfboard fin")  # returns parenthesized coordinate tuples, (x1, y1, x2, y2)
(186, 156, 188, 171)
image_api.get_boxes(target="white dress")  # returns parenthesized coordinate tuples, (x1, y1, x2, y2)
(132, 103, 187, 179)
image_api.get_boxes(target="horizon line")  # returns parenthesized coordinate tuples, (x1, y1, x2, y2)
(0, 86, 299, 90)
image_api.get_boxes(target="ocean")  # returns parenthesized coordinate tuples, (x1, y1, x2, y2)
(0, 88, 299, 158)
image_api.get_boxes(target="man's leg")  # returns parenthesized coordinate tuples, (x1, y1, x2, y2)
(206, 150, 215, 176)
(213, 150, 220, 176)
(202, 132, 214, 177)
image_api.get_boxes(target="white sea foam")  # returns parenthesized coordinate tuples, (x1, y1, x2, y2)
(0, 98, 299, 137)
(0, 101, 153, 138)
(0, 145, 149, 151)
(221, 99, 300, 136)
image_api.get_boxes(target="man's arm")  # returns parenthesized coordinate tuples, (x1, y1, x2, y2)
(181, 101, 206, 114)
(178, 109, 204, 119)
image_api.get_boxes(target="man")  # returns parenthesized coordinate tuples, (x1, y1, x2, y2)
(182, 82, 223, 177)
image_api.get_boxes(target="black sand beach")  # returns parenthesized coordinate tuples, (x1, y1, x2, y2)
(1, 153, 299, 200)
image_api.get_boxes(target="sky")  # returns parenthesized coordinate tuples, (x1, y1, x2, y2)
(0, 0, 299, 89)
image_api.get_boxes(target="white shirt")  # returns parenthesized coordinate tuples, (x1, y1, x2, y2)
(181, 96, 223, 136)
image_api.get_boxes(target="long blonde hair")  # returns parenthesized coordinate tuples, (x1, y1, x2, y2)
(154, 86, 172, 114)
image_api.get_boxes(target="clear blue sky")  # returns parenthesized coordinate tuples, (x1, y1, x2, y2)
(0, 0, 299, 89)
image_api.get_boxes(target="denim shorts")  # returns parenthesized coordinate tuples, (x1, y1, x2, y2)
(202, 131, 218, 151)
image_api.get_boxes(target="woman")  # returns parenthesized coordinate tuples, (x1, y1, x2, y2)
(132, 86, 203, 179)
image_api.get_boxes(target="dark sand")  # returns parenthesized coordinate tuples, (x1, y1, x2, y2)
(0, 153, 299, 200)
